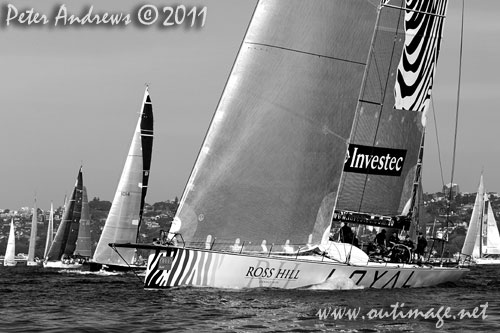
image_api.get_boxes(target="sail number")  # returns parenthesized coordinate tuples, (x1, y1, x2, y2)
(137, 5, 207, 27)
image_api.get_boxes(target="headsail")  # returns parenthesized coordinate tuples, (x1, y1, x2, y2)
(74, 186, 92, 258)
(46, 166, 83, 261)
(170, 0, 449, 248)
(93, 87, 153, 266)
(27, 197, 38, 263)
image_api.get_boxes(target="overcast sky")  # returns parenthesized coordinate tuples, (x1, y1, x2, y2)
(1, 0, 499, 210)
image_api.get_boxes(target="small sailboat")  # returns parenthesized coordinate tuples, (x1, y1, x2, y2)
(44, 166, 84, 269)
(91, 87, 153, 271)
(113, 0, 468, 289)
(461, 175, 500, 265)
(3, 219, 17, 266)
(43, 202, 54, 259)
(27, 197, 40, 266)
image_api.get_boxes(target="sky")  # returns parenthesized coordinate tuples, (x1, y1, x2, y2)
(0, 0, 499, 211)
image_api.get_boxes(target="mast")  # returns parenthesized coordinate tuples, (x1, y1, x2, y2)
(44, 202, 54, 259)
(27, 196, 38, 263)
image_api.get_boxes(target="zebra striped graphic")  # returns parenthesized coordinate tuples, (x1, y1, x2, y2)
(145, 248, 223, 288)
(394, 0, 448, 113)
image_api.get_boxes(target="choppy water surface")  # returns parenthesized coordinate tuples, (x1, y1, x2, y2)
(1, 265, 499, 332)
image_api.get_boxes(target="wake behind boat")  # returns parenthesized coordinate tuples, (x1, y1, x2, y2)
(113, 0, 468, 289)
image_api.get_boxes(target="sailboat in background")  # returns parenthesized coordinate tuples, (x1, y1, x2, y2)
(27, 197, 40, 266)
(91, 87, 153, 271)
(113, 0, 467, 289)
(461, 175, 500, 264)
(3, 219, 17, 266)
(43, 203, 54, 259)
(74, 186, 93, 260)
(44, 166, 84, 269)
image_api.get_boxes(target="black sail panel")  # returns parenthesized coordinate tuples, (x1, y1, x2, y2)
(64, 169, 83, 255)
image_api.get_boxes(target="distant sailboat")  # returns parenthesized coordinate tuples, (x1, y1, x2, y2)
(27, 197, 39, 266)
(74, 186, 93, 259)
(114, 0, 468, 289)
(3, 219, 17, 267)
(91, 86, 153, 271)
(44, 166, 84, 269)
(461, 175, 500, 264)
(43, 202, 54, 259)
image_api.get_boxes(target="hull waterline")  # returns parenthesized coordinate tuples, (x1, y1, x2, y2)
(139, 245, 468, 290)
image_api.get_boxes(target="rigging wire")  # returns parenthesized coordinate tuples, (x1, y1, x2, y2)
(441, 0, 465, 262)
(431, 97, 446, 189)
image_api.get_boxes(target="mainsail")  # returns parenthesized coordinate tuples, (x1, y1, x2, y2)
(74, 186, 92, 258)
(335, 0, 447, 220)
(3, 219, 16, 266)
(93, 87, 153, 266)
(46, 167, 83, 261)
(170, 0, 449, 247)
(43, 203, 54, 259)
(27, 198, 38, 263)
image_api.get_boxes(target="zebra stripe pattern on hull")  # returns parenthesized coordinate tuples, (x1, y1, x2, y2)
(394, 0, 448, 113)
(145, 249, 222, 288)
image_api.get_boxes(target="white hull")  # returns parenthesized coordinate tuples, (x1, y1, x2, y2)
(43, 261, 83, 269)
(145, 246, 468, 289)
(27, 261, 41, 266)
(474, 258, 500, 265)
(3, 261, 17, 267)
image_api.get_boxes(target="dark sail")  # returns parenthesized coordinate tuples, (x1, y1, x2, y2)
(46, 166, 83, 261)
(336, 0, 448, 218)
(74, 186, 92, 258)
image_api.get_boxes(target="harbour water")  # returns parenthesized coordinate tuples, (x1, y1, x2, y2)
(1, 265, 499, 332)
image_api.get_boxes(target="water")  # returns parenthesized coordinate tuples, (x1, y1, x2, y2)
(1, 265, 499, 332)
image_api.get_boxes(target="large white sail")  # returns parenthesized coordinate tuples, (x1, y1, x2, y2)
(43, 203, 54, 259)
(171, 0, 449, 248)
(93, 87, 153, 267)
(3, 219, 17, 266)
(27, 198, 38, 264)
(461, 175, 485, 258)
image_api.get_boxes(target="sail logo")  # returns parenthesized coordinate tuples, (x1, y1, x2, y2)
(343, 144, 406, 176)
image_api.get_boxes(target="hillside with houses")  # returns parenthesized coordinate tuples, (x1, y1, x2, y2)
(1, 184, 499, 259)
